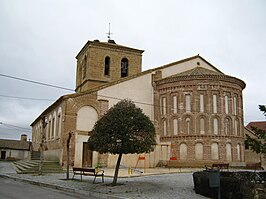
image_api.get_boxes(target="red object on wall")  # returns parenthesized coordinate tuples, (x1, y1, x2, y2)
(138, 156, 145, 160)
(170, 157, 177, 160)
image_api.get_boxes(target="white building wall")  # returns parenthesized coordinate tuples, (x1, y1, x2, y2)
(161, 57, 218, 78)
(74, 134, 87, 167)
(1, 149, 30, 160)
(76, 106, 98, 131)
(98, 73, 154, 120)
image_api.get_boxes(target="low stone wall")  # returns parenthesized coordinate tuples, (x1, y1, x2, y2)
(193, 171, 266, 199)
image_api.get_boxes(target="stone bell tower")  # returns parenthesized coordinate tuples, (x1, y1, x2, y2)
(75, 39, 144, 92)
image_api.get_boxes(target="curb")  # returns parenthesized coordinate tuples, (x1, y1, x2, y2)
(0, 174, 127, 199)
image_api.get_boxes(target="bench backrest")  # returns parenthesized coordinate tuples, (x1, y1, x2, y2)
(73, 167, 96, 173)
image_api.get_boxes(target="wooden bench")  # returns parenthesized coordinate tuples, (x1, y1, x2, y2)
(246, 162, 264, 171)
(72, 167, 104, 183)
(206, 163, 229, 171)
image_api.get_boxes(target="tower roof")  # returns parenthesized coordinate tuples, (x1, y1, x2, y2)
(76, 39, 144, 59)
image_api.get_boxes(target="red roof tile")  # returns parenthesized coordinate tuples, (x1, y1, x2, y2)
(246, 121, 266, 132)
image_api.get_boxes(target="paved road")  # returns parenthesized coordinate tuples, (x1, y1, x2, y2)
(0, 161, 208, 198)
(0, 161, 16, 173)
(0, 177, 97, 199)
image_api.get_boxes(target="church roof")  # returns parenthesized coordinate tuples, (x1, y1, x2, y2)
(155, 65, 246, 89)
(76, 39, 144, 59)
(173, 66, 223, 77)
(246, 121, 266, 132)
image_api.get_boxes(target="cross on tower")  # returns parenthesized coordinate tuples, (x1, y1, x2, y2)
(106, 23, 113, 40)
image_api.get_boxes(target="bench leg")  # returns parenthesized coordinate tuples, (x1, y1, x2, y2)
(102, 175, 104, 183)
(93, 176, 96, 184)
(72, 174, 75, 180)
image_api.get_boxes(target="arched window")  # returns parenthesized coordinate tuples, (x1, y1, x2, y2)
(186, 118, 191, 134)
(213, 94, 218, 113)
(185, 94, 191, 112)
(173, 118, 178, 135)
(226, 143, 232, 161)
(57, 107, 62, 139)
(52, 112, 56, 139)
(82, 55, 87, 79)
(233, 96, 237, 115)
(172, 95, 178, 114)
(195, 143, 204, 160)
(225, 95, 229, 114)
(235, 119, 239, 136)
(237, 144, 241, 161)
(211, 143, 219, 160)
(224, 118, 231, 135)
(161, 97, 167, 115)
(47, 115, 52, 140)
(200, 118, 205, 134)
(121, 58, 128, 77)
(104, 56, 110, 76)
(163, 120, 167, 136)
(180, 143, 188, 160)
(213, 118, 219, 135)
(200, 94, 204, 112)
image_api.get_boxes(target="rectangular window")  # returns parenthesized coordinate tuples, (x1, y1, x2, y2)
(200, 94, 204, 112)
(213, 95, 217, 113)
(225, 95, 229, 114)
(173, 95, 177, 114)
(185, 95, 191, 112)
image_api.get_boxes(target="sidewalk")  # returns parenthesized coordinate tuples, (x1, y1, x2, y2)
(0, 162, 208, 199)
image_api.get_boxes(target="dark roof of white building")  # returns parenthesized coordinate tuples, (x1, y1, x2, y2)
(0, 139, 30, 150)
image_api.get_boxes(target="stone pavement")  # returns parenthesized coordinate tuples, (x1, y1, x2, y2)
(0, 162, 208, 199)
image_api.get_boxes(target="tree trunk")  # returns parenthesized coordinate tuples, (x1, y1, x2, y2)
(66, 132, 72, 180)
(112, 153, 122, 185)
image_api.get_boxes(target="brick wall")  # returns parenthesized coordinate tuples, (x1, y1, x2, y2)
(76, 41, 143, 92)
(154, 73, 245, 166)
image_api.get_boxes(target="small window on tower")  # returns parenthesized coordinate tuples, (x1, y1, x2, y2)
(104, 56, 110, 76)
(121, 58, 128, 77)
(82, 55, 87, 79)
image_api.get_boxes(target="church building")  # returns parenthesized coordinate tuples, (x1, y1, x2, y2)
(31, 39, 246, 168)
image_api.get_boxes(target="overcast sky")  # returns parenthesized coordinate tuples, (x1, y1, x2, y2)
(0, 0, 265, 140)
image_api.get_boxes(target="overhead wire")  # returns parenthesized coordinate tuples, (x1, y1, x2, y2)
(0, 72, 243, 115)
(0, 122, 31, 132)
(0, 73, 75, 92)
(0, 72, 161, 109)
(0, 94, 54, 101)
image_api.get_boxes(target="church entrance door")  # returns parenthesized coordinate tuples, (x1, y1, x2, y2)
(82, 142, 92, 167)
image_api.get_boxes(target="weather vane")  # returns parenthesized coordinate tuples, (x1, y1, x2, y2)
(106, 23, 113, 40)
